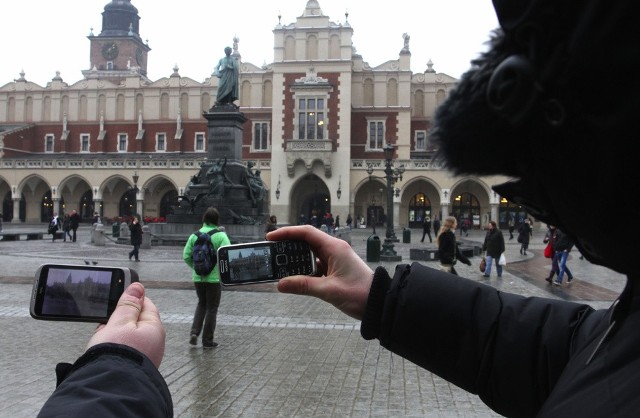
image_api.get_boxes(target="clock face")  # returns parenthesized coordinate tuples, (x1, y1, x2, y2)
(135, 47, 145, 66)
(101, 42, 119, 60)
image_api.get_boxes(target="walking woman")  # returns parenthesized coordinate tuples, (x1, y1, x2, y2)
(436, 216, 471, 275)
(517, 218, 532, 255)
(128, 216, 143, 262)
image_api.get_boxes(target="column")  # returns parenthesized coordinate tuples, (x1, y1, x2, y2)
(11, 198, 21, 223)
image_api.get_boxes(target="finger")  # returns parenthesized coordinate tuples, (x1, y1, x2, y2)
(108, 282, 145, 326)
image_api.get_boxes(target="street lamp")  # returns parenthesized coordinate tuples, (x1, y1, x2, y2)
(367, 143, 405, 261)
(132, 171, 140, 193)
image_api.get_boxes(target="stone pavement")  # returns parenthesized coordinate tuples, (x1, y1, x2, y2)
(0, 224, 626, 417)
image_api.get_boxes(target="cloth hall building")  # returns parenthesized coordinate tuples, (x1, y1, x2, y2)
(0, 0, 521, 232)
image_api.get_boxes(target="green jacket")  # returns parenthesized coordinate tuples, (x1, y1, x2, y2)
(182, 224, 230, 283)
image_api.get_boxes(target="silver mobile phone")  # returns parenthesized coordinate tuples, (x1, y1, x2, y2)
(30, 264, 138, 323)
(217, 240, 317, 286)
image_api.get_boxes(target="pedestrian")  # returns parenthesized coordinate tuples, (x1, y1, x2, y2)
(325, 212, 334, 235)
(0, 213, 3, 232)
(553, 228, 575, 286)
(481, 220, 505, 278)
(334, 215, 340, 230)
(92, 211, 101, 224)
(48, 212, 60, 242)
(346, 214, 353, 229)
(507, 215, 515, 240)
(62, 214, 72, 242)
(420, 214, 432, 243)
(69, 209, 81, 242)
(128, 216, 143, 261)
(517, 218, 532, 255)
(264, 215, 278, 238)
(433, 216, 440, 236)
(543, 225, 560, 283)
(183, 207, 230, 349)
(298, 213, 307, 225)
(435, 216, 471, 275)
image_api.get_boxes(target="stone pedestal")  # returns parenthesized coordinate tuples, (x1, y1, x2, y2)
(162, 106, 268, 245)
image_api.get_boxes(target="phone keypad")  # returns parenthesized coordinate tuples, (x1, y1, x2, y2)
(275, 240, 315, 278)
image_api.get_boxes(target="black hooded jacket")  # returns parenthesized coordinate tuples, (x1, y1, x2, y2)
(361, 263, 640, 417)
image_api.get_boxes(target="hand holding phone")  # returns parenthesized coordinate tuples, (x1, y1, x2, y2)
(30, 264, 138, 323)
(217, 240, 317, 285)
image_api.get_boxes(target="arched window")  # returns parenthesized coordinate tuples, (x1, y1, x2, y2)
(284, 36, 296, 60)
(306, 34, 318, 60)
(451, 192, 481, 229)
(363, 78, 374, 107)
(408, 193, 431, 228)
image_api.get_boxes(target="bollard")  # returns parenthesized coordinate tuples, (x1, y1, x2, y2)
(119, 222, 130, 242)
(91, 222, 97, 243)
(141, 225, 151, 249)
(94, 223, 105, 246)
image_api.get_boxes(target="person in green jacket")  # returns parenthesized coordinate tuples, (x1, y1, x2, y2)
(183, 207, 230, 348)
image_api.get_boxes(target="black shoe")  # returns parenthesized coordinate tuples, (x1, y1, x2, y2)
(523, 252, 527, 255)
(189, 334, 197, 345)
(568, 276, 573, 283)
(203, 342, 219, 349)
(135, 259, 140, 262)
(545, 277, 552, 283)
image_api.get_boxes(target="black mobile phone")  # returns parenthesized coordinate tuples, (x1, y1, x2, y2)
(30, 264, 139, 323)
(217, 240, 317, 286)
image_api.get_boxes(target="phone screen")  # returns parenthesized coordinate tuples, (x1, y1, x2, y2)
(30, 265, 134, 322)
(223, 243, 276, 283)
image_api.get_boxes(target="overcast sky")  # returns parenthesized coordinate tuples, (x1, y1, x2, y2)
(1, 0, 499, 87)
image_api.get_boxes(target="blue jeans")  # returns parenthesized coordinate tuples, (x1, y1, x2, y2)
(484, 255, 503, 277)
(556, 251, 573, 283)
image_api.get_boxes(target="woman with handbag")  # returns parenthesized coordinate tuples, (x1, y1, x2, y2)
(543, 225, 560, 283)
(436, 216, 471, 275)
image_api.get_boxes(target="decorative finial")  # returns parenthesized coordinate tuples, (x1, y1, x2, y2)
(278, 10, 282, 25)
(345, 10, 349, 22)
(128, 23, 134, 36)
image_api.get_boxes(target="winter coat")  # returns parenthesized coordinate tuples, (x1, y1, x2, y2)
(182, 223, 230, 283)
(555, 229, 574, 252)
(438, 230, 470, 266)
(38, 343, 172, 417)
(482, 228, 505, 258)
(517, 223, 532, 245)
(129, 222, 143, 245)
(361, 263, 640, 417)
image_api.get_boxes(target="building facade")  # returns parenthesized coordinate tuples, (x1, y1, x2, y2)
(0, 0, 525, 231)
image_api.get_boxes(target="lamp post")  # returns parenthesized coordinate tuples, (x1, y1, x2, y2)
(367, 143, 405, 261)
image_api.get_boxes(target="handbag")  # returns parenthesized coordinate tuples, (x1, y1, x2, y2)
(544, 242, 553, 258)
(479, 257, 486, 272)
(499, 253, 507, 266)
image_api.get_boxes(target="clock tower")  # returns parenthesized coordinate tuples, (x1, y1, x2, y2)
(85, 0, 150, 80)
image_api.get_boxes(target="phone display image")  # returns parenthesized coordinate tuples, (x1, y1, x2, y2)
(30, 264, 138, 323)
(218, 240, 317, 285)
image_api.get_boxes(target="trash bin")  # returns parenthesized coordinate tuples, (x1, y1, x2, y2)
(366, 235, 381, 262)
(403, 228, 411, 243)
(112, 222, 120, 238)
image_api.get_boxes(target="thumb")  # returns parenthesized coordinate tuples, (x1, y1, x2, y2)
(109, 282, 145, 325)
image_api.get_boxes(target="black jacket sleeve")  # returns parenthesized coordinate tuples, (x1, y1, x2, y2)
(38, 343, 173, 418)
(360, 263, 595, 418)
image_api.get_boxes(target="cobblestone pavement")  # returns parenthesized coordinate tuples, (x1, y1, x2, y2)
(0, 224, 626, 417)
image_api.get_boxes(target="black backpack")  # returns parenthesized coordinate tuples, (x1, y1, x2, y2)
(191, 229, 218, 277)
